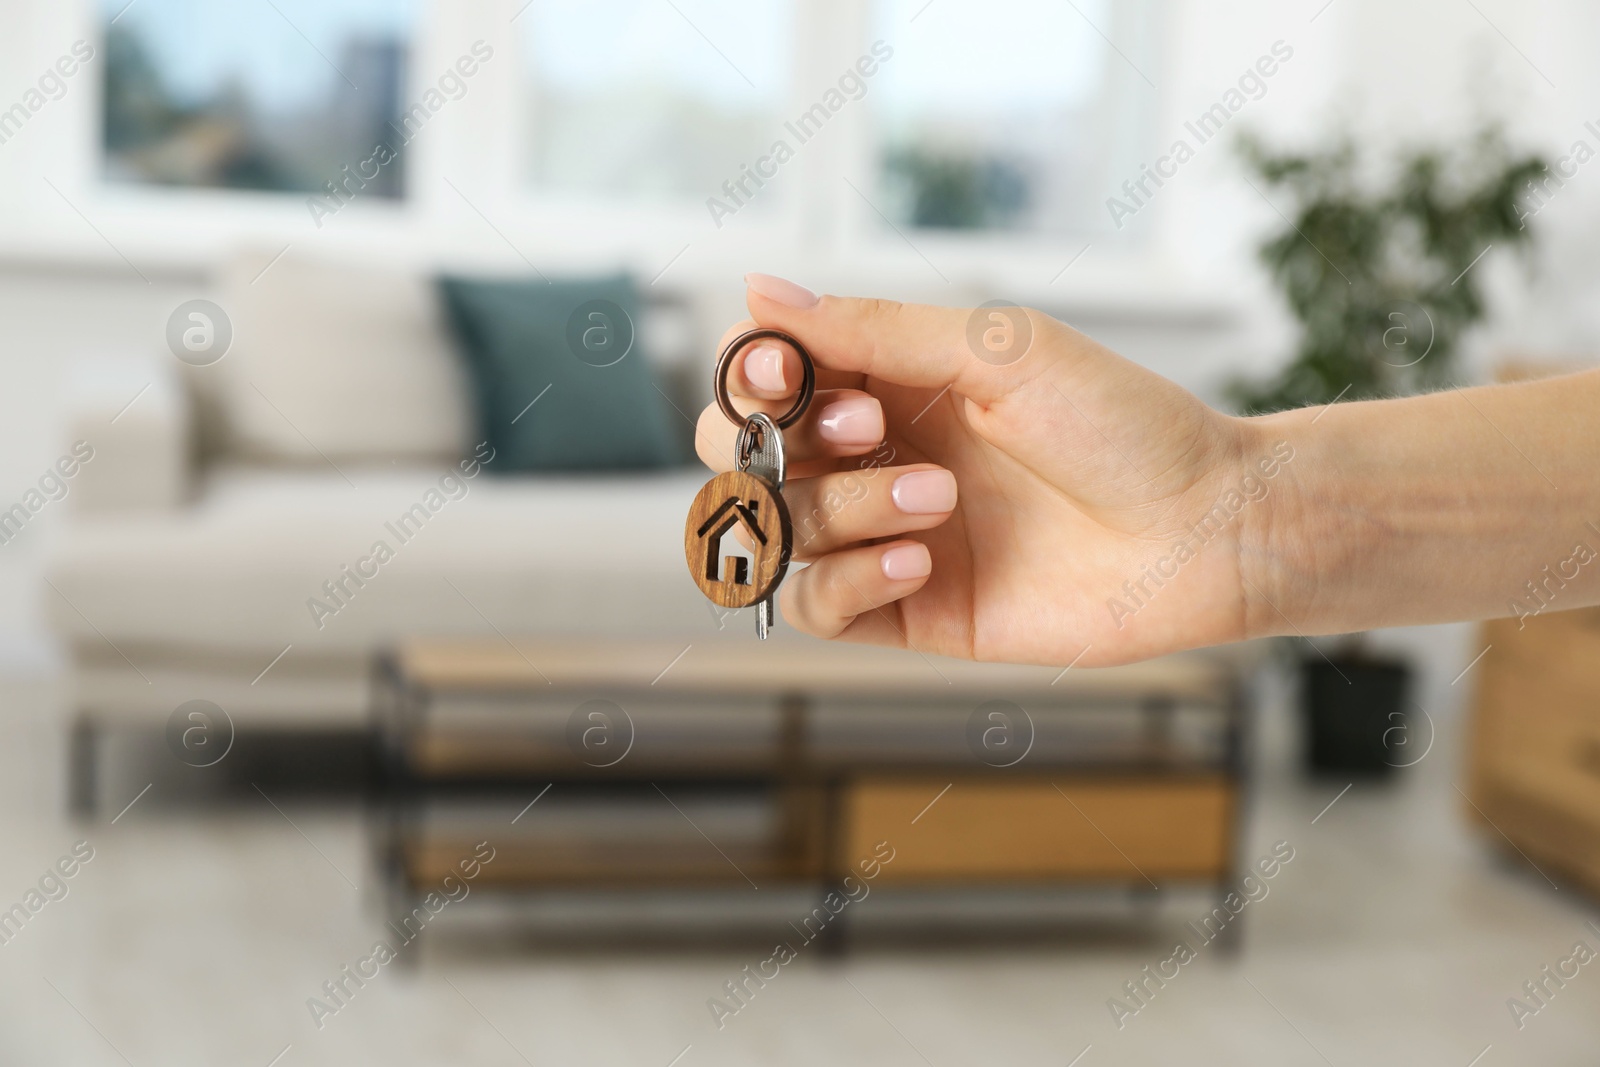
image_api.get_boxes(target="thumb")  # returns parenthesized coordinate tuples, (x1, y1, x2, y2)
(743, 274, 1047, 405)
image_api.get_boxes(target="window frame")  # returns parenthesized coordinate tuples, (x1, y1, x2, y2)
(37, 0, 1177, 300)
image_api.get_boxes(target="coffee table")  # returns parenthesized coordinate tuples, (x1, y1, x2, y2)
(372, 637, 1253, 950)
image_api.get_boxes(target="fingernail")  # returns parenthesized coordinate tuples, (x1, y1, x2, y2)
(816, 397, 883, 446)
(891, 469, 957, 514)
(745, 344, 786, 392)
(881, 543, 932, 581)
(745, 272, 819, 309)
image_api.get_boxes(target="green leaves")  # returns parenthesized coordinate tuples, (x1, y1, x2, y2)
(1227, 128, 1545, 414)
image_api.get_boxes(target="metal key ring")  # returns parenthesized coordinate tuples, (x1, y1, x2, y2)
(713, 328, 817, 430)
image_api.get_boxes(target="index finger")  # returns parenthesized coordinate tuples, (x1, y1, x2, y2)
(743, 273, 1052, 405)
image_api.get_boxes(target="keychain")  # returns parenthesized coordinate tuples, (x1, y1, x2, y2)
(684, 328, 816, 639)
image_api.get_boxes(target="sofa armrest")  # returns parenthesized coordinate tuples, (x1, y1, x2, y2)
(66, 355, 192, 513)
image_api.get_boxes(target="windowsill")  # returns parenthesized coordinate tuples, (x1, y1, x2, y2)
(0, 198, 1244, 329)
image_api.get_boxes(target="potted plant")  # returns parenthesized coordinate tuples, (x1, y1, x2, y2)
(1229, 126, 1545, 775)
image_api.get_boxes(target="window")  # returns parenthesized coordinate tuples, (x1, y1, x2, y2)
(870, 0, 1160, 234)
(101, 0, 417, 196)
(80, 0, 1164, 258)
(520, 0, 794, 203)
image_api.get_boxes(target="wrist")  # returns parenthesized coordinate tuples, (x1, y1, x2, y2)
(1231, 410, 1318, 641)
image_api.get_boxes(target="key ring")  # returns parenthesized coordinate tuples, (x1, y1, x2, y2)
(713, 328, 816, 430)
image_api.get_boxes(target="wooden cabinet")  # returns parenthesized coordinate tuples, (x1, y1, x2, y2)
(1466, 608, 1600, 893)
(843, 776, 1234, 883)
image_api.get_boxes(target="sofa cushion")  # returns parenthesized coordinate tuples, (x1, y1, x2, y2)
(44, 465, 713, 656)
(213, 250, 473, 463)
(438, 273, 682, 472)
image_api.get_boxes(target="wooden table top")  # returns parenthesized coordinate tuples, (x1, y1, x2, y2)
(392, 636, 1252, 703)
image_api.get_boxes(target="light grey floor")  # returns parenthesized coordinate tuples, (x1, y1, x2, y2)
(1, 665, 1597, 1067)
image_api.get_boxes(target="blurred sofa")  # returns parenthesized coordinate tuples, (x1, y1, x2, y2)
(45, 250, 713, 805)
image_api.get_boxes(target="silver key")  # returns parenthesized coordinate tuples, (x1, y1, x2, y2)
(737, 412, 786, 639)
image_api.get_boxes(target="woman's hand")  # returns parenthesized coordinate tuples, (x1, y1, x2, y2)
(696, 275, 1279, 667)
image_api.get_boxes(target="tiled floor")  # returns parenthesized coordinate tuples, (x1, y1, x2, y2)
(0, 666, 1596, 1066)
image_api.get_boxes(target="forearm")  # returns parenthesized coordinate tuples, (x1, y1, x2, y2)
(1240, 370, 1600, 637)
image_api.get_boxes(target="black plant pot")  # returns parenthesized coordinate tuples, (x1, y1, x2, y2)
(1300, 654, 1412, 776)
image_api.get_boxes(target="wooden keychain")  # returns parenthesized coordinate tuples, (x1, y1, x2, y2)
(684, 328, 816, 639)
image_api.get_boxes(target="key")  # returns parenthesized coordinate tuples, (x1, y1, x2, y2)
(684, 329, 816, 639)
(737, 413, 785, 638)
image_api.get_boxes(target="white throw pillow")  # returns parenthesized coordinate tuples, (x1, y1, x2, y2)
(213, 249, 472, 462)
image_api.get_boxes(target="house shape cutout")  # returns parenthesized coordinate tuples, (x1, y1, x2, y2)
(695, 496, 768, 587)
